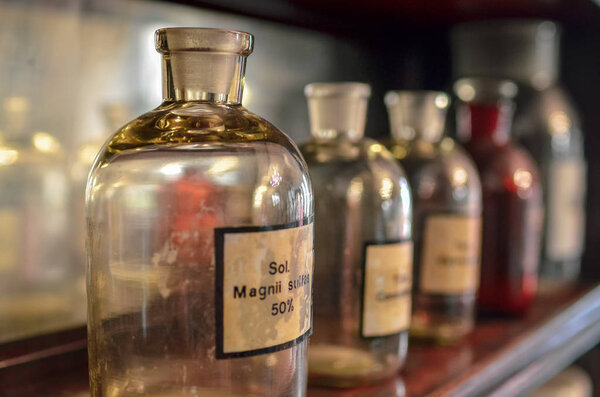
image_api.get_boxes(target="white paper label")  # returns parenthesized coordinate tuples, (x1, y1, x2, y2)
(419, 215, 481, 295)
(361, 241, 413, 338)
(546, 160, 586, 260)
(216, 221, 313, 358)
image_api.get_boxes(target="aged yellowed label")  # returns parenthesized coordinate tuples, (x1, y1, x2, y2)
(361, 241, 413, 338)
(547, 160, 586, 261)
(419, 215, 481, 295)
(216, 221, 313, 358)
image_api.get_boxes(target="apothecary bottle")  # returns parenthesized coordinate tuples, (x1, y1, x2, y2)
(452, 20, 586, 280)
(0, 97, 72, 340)
(86, 28, 314, 396)
(384, 91, 482, 344)
(301, 83, 412, 387)
(454, 78, 542, 314)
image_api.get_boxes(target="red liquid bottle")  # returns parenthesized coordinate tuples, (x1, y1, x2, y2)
(454, 78, 543, 315)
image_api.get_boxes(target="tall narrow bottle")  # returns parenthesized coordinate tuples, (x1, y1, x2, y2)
(454, 78, 543, 314)
(384, 91, 482, 344)
(301, 83, 412, 387)
(86, 28, 314, 396)
(452, 20, 586, 280)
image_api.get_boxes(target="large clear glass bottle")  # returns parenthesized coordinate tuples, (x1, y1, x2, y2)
(87, 28, 314, 397)
(300, 83, 412, 387)
(454, 78, 543, 315)
(452, 20, 586, 281)
(0, 97, 72, 342)
(384, 91, 482, 344)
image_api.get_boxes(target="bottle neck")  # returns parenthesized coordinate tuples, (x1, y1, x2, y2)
(307, 94, 368, 141)
(162, 52, 247, 104)
(457, 102, 514, 145)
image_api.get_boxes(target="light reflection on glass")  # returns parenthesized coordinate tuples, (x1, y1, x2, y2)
(160, 162, 184, 176)
(549, 111, 571, 136)
(370, 143, 384, 153)
(455, 83, 476, 102)
(348, 177, 364, 203)
(32, 132, 61, 154)
(513, 168, 533, 190)
(0, 147, 18, 166)
(253, 185, 268, 208)
(434, 93, 449, 109)
(207, 157, 239, 175)
(269, 167, 282, 187)
(379, 177, 393, 200)
(451, 167, 468, 187)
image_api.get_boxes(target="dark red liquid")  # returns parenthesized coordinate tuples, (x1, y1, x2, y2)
(458, 103, 542, 315)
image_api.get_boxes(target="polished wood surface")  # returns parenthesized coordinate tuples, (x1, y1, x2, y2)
(2, 283, 599, 396)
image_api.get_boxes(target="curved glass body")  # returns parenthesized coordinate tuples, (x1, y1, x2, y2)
(455, 80, 542, 315)
(387, 137, 481, 343)
(301, 83, 412, 387)
(515, 86, 585, 280)
(87, 29, 313, 396)
(385, 91, 481, 344)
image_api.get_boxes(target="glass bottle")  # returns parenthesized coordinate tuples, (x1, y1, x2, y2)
(452, 20, 586, 281)
(384, 91, 482, 344)
(87, 28, 314, 397)
(454, 78, 543, 315)
(300, 83, 412, 387)
(0, 96, 71, 342)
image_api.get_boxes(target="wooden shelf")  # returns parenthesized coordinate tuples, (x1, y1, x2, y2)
(1, 283, 599, 396)
(310, 283, 600, 396)
(160, 0, 600, 34)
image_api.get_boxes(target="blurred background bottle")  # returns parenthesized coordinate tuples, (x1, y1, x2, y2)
(0, 96, 73, 341)
(452, 20, 586, 281)
(301, 83, 412, 387)
(384, 91, 481, 344)
(454, 78, 543, 315)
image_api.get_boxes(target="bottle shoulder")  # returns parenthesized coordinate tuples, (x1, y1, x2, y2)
(300, 137, 400, 167)
(98, 102, 302, 164)
(387, 138, 479, 182)
(466, 140, 542, 196)
(388, 138, 482, 208)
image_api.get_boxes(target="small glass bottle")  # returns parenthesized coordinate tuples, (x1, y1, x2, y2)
(301, 83, 412, 387)
(384, 91, 482, 344)
(454, 78, 543, 315)
(87, 28, 314, 396)
(452, 20, 586, 281)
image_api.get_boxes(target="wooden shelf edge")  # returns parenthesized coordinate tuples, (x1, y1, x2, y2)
(436, 284, 600, 397)
(489, 318, 600, 397)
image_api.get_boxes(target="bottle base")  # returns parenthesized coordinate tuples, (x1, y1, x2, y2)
(410, 294, 475, 345)
(409, 319, 473, 346)
(307, 344, 399, 388)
